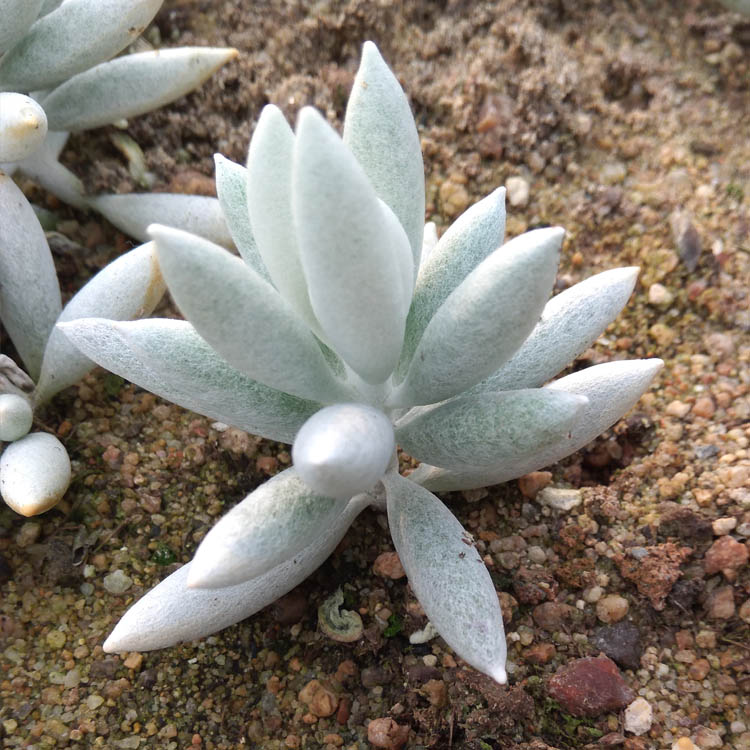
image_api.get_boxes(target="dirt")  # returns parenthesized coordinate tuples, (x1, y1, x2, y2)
(2, 1, 750, 748)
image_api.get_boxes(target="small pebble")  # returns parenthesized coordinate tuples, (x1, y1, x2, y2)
(596, 595, 629, 624)
(712, 517, 737, 535)
(518, 470, 552, 498)
(692, 396, 715, 418)
(527, 545, 547, 564)
(648, 283, 673, 306)
(624, 697, 653, 736)
(665, 400, 691, 418)
(14, 521, 40, 548)
(367, 717, 409, 749)
(706, 585, 735, 619)
(103, 569, 133, 594)
(506, 176, 530, 207)
(538, 487, 582, 511)
(704, 535, 748, 576)
(46, 630, 66, 649)
(372, 551, 405, 579)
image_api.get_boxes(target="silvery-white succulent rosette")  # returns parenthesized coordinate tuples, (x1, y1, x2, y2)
(0, 0, 236, 244)
(61, 42, 662, 683)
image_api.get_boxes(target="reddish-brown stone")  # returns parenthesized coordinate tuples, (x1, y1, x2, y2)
(547, 655, 636, 717)
(704, 535, 748, 576)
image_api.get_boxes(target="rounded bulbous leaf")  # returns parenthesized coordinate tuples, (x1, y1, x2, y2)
(0, 93, 47, 162)
(0, 0, 43, 55)
(0, 393, 33, 441)
(292, 403, 395, 500)
(0, 432, 71, 515)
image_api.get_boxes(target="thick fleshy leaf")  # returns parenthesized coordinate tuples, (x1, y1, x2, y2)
(213, 155, 268, 279)
(89, 193, 233, 248)
(293, 404, 395, 499)
(57, 318, 321, 443)
(38, 0, 63, 15)
(343, 41, 425, 270)
(383, 473, 507, 683)
(0, 92, 47, 162)
(390, 227, 563, 407)
(150, 224, 352, 404)
(397, 188, 506, 380)
(411, 358, 663, 491)
(395, 389, 588, 471)
(420, 221, 438, 270)
(102, 494, 371, 652)
(0, 172, 61, 380)
(0, 432, 71, 516)
(34, 243, 165, 404)
(0, 0, 163, 92)
(246, 105, 321, 333)
(472, 267, 639, 392)
(41, 47, 238, 131)
(188, 468, 349, 588)
(292, 107, 413, 383)
(0, 0, 43, 56)
(0, 393, 33, 441)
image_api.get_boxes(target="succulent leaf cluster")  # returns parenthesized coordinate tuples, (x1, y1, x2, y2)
(0, 0, 236, 244)
(61, 42, 662, 682)
(0, 172, 165, 515)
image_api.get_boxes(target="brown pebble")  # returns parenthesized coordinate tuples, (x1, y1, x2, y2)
(298, 679, 337, 718)
(525, 643, 556, 664)
(372, 551, 405, 579)
(688, 658, 710, 680)
(421, 679, 447, 707)
(323, 734, 344, 747)
(692, 396, 715, 418)
(334, 659, 357, 684)
(123, 652, 143, 671)
(532, 601, 576, 631)
(256, 455, 278, 474)
(704, 535, 748, 577)
(367, 717, 410, 749)
(518, 471, 553, 498)
(336, 695, 351, 724)
(706, 585, 735, 619)
(168, 169, 217, 196)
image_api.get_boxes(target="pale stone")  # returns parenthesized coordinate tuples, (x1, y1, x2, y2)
(713, 517, 737, 535)
(506, 176, 530, 208)
(624, 697, 653, 735)
(596, 595, 629, 624)
(538, 487, 582, 511)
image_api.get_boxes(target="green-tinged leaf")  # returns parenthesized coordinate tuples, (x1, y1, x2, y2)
(411, 358, 664, 491)
(395, 389, 588, 471)
(472, 267, 639, 392)
(41, 47, 238, 131)
(343, 41, 425, 271)
(89, 193, 233, 248)
(0, 172, 61, 380)
(246, 105, 321, 333)
(102, 495, 371, 652)
(150, 224, 352, 404)
(0, 0, 43, 55)
(213, 155, 269, 279)
(188, 468, 349, 588)
(38, 0, 64, 15)
(292, 107, 413, 384)
(0, 0, 163, 92)
(396, 188, 506, 381)
(390, 226, 562, 407)
(34, 242, 165, 404)
(383, 473, 507, 683)
(57, 318, 322, 443)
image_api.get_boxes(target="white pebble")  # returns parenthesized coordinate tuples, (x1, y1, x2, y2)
(624, 697, 653, 735)
(648, 283, 673, 307)
(103, 569, 133, 595)
(505, 176, 530, 208)
(0, 432, 71, 516)
(712, 517, 737, 535)
(538, 487, 582, 511)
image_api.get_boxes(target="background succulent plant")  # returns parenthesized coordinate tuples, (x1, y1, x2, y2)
(0, 0, 236, 244)
(60, 42, 662, 683)
(0, 171, 165, 515)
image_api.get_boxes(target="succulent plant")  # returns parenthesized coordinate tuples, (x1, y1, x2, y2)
(60, 42, 662, 683)
(0, 0, 236, 244)
(0, 171, 165, 515)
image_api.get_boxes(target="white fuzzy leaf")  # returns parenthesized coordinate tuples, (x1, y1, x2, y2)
(0, 432, 71, 516)
(412, 358, 663, 491)
(0, 92, 47, 162)
(246, 105, 320, 332)
(34, 242, 165, 404)
(89, 193, 233, 248)
(383, 473, 507, 683)
(188, 468, 348, 588)
(473, 267, 639, 392)
(396, 389, 588, 471)
(0, 172, 61, 380)
(292, 403, 395, 500)
(397, 188, 506, 380)
(213, 155, 269, 279)
(151, 224, 352, 404)
(41, 47, 237, 132)
(0, 0, 43, 56)
(102, 494, 371, 652)
(38, 0, 63, 15)
(390, 226, 562, 406)
(0, 393, 33, 441)
(343, 41, 425, 271)
(57, 318, 321, 443)
(0, 0, 163, 92)
(292, 107, 412, 383)
(420, 221, 438, 270)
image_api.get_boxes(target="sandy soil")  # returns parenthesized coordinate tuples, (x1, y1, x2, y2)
(1, 1, 750, 748)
